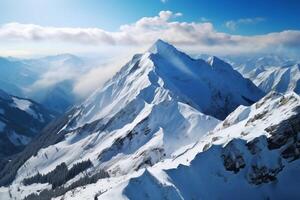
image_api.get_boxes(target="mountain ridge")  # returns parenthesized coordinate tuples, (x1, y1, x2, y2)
(0, 40, 273, 200)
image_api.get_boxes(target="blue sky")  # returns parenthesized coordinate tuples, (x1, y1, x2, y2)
(0, 0, 299, 57)
(0, 0, 299, 34)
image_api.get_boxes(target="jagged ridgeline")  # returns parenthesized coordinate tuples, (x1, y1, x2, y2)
(0, 39, 263, 188)
(1, 40, 300, 200)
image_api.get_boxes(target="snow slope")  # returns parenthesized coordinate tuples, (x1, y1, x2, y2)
(226, 54, 297, 74)
(25, 91, 299, 200)
(70, 39, 263, 127)
(0, 40, 264, 199)
(246, 64, 300, 94)
(60, 91, 299, 200)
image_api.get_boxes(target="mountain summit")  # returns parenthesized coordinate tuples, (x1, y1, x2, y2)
(62, 39, 264, 136)
(0, 40, 265, 199)
(149, 40, 264, 119)
(148, 39, 178, 55)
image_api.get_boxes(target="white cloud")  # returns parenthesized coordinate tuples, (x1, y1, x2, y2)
(29, 66, 78, 90)
(0, 11, 299, 56)
(225, 17, 266, 31)
(1, 10, 298, 98)
(0, 23, 115, 45)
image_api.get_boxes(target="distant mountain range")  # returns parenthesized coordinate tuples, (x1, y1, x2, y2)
(0, 54, 89, 113)
(224, 55, 300, 95)
(225, 54, 298, 74)
(200, 54, 300, 95)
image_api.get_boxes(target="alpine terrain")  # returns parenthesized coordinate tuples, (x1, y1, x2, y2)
(246, 64, 300, 95)
(0, 54, 90, 113)
(0, 40, 299, 200)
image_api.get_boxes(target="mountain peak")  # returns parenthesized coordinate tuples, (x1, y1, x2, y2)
(207, 56, 233, 70)
(207, 56, 221, 64)
(148, 39, 177, 54)
(153, 39, 170, 47)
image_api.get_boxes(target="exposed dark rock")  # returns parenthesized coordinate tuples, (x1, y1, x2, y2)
(248, 164, 283, 185)
(221, 142, 245, 173)
(135, 148, 164, 171)
(98, 117, 150, 163)
(246, 110, 268, 125)
(266, 109, 300, 163)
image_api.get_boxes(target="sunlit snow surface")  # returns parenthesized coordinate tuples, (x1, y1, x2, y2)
(48, 92, 300, 200)
(249, 64, 300, 94)
(6, 41, 300, 200)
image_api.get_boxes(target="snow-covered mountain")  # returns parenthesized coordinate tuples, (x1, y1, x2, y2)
(225, 54, 298, 74)
(0, 89, 56, 162)
(246, 64, 300, 94)
(88, 91, 299, 200)
(224, 54, 300, 96)
(0, 40, 265, 199)
(23, 54, 86, 74)
(23, 54, 89, 113)
(25, 91, 297, 200)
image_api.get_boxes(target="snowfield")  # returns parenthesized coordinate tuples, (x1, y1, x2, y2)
(0, 40, 299, 200)
(49, 92, 300, 200)
(248, 64, 300, 94)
